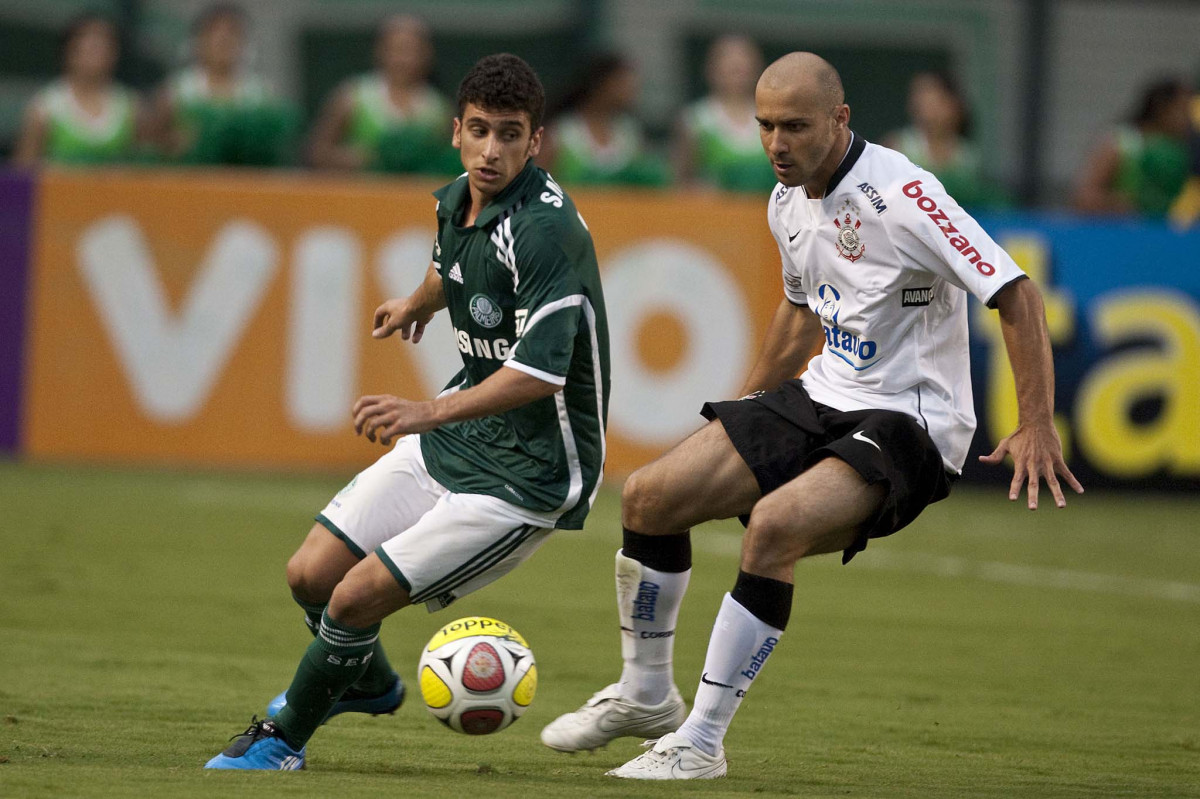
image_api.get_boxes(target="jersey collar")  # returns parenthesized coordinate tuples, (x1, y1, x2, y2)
(823, 130, 866, 196)
(433, 158, 540, 229)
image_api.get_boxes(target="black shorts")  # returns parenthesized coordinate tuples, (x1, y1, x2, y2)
(701, 380, 953, 563)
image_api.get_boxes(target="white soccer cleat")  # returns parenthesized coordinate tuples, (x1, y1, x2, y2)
(540, 683, 687, 752)
(605, 731, 727, 780)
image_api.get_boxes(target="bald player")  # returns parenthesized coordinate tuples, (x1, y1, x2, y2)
(541, 52, 1081, 780)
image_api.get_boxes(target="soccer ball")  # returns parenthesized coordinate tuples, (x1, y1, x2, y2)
(417, 616, 537, 735)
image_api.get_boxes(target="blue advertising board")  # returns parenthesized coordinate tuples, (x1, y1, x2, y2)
(970, 214, 1200, 489)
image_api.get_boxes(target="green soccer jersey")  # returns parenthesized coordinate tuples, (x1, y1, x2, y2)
(35, 80, 137, 164)
(420, 159, 610, 530)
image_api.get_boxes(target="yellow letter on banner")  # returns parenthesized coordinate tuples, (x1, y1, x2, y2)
(1075, 291, 1200, 476)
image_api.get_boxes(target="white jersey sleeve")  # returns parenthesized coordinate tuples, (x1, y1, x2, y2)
(768, 186, 808, 305)
(885, 172, 1026, 307)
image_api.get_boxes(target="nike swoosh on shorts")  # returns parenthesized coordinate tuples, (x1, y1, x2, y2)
(853, 430, 881, 451)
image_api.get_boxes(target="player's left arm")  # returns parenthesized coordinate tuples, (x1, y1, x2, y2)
(353, 367, 560, 446)
(888, 172, 1083, 508)
(979, 278, 1084, 509)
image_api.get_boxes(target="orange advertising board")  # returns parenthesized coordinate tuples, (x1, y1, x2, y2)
(24, 168, 782, 476)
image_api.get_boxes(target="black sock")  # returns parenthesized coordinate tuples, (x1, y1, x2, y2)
(730, 570, 793, 631)
(621, 527, 692, 573)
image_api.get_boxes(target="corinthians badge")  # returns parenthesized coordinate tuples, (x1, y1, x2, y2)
(832, 199, 866, 262)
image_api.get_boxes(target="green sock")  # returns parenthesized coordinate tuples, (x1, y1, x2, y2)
(273, 610, 380, 749)
(292, 593, 397, 697)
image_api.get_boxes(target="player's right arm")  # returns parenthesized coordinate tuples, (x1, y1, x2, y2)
(372, 262, 446, 342)
(738, 299, 822, 396)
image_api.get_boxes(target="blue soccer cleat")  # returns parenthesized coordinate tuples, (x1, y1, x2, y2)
(204, 717, 306, 770)
(265, 674, 405, 720)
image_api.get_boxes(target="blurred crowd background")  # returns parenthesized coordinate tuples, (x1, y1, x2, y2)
(2, 0, 1199, 222)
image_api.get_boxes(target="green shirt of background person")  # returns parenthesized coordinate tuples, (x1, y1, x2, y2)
(1075, 77, 1193, 219)
(885, 71, 1007, 211)
(12, 14, 144, 166)
(150, 4, 297, 167)
(676, 35, 776, 193)
(307, 15, 458, 176)
(538, 53, 668, 188)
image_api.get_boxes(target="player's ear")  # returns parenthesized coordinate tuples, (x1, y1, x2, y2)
(527, 126, 544, 159)
(452, 117, 462, 150)
(834, 103, 850, 130)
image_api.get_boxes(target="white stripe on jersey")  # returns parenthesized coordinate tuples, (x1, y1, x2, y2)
(504, 360, 566, 386)
(506, 293, 605, 518)
(581, 299, 606, 509)
(490, 206, 520, 288)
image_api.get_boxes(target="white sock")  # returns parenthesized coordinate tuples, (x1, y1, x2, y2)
(676, 593, 784, 756)
(614, 550, 690, 706)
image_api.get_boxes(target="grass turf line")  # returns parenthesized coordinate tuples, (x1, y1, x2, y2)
(1, 461, 1198, 798)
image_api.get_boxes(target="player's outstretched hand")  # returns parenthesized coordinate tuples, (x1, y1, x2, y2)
(372, 298, 433, 343)
(979, 421, 1084, 510)
(353, 394, 439, 445)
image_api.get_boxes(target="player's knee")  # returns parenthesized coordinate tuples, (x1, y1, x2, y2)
(327, 575, 377, 629)
(286, 547, 337, 603)
(742, 497, 822, 573)
(327, 557, 407, 628)
(620, 467, 659, 531)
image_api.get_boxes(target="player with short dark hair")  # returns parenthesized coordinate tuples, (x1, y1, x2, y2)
(542, 51, 1081, 780)
(206, 52, 609, 770)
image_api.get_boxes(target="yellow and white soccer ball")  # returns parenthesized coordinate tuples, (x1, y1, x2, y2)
(417, 616, 537, 735)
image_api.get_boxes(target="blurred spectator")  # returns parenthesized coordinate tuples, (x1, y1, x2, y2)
(885, 72, 1004, 209)
(149, 3, 297, 166)
(539, 53, 668, 188)
(1168, 83, 1200, 228)
(307, 15, 457, 175)
(11, 14, 143, 166)
(1074, 76, 1192, 218)
(675, 34, 775, 193)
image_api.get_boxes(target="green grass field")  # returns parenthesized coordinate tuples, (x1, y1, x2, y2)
(1, 460, 1198, 798)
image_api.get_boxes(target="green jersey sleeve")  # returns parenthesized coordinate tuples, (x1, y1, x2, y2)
(430, 210, 444, 271)
(504, 219, 585, 385)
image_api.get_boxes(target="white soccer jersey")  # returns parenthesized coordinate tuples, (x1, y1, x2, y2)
(767, 133, 1026, 472)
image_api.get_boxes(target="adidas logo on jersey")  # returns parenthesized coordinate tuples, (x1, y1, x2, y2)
(448, 263, 464, 284)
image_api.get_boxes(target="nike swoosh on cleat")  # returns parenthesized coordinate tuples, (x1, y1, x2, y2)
(700, 672, 734, 689)
(672, 760, 723, 779)
(596, 711, 674, 733)
(852, 430, 881, 451)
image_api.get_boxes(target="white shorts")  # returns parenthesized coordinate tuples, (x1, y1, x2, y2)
(317, 434, 554, 612)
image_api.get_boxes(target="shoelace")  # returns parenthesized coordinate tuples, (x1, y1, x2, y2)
(641, 737, 685, 756)
(228, 715, 266, 742)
